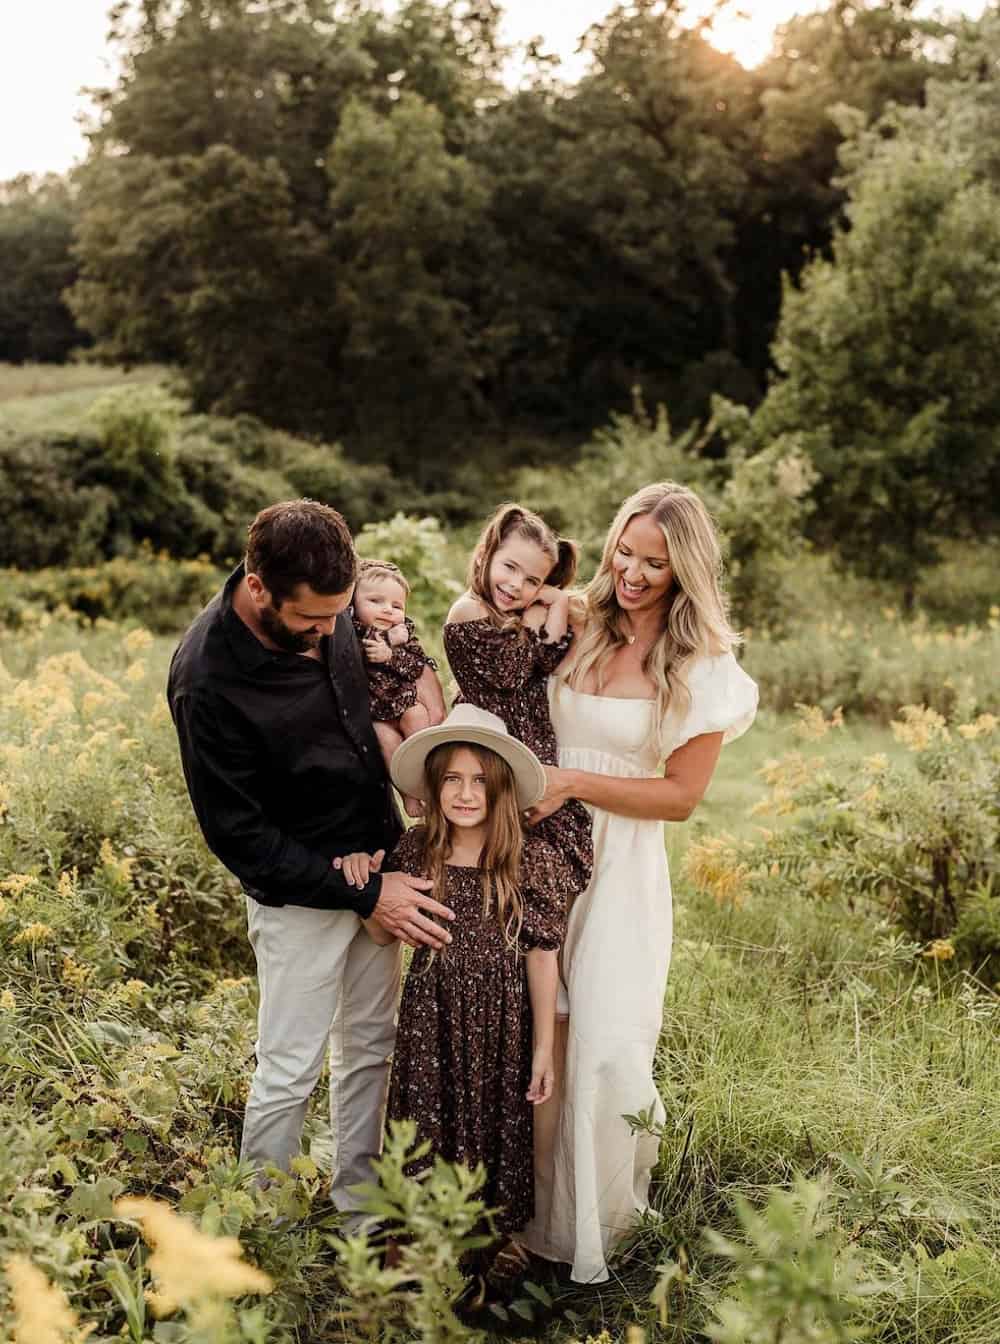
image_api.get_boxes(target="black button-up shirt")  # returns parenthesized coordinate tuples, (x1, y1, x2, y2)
(167, 564, 402, 918)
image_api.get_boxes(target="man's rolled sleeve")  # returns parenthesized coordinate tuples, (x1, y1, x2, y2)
(172, 689, 381, 916)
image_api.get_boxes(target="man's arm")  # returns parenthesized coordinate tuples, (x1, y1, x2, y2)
(172, 688, 386, 916)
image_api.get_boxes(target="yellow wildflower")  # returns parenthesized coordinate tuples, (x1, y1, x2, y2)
(123, 627, 154, 657)
(116, 1197, 273, 1307)
(862, 753, 889, 775)
(922, 939, 955, 962)
(80, 691, 107, 718)
(881, 606, 897, 622)
(891, 705, 950, 752)
(794, 704, 844, 741)
(57, 869, 78, 900)
(956, 713, 998, 741)
(125, 661, 147, 684)
(682, 835, 750, 908)
(0, 873, 35, 897)
(0, 989, 15, 1011)
(3, 1255, 90, 1344)
(13, 922, 54, 946)
(61, 956, 93, 992)
(99, 839, 135, 886)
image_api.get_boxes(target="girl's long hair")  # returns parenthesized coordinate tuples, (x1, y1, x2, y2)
(419, 742, 525, 948)
(467, 502, 579, 630)
(562, 482, 739, 756)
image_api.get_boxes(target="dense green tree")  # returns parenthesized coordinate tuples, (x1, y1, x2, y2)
(755, 140, 1000, 600)
(326, 92, 490, 473)
(733, 0, 953, 384)
(0, 176, 84, 363)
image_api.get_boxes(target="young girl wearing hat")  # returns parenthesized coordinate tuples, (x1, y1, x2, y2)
(340, 705, 579, 1243)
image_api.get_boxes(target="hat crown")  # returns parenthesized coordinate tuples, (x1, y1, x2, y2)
(440, 703, 509, 738)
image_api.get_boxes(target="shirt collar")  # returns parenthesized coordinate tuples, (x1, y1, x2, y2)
(221, 562, 282, 674)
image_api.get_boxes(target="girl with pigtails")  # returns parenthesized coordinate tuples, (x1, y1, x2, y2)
(444, 502, 595, 972)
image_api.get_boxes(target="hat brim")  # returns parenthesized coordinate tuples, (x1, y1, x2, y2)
(390, 723, 547, 809)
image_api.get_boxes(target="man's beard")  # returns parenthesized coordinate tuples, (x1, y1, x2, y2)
(258, 603, 322, 654)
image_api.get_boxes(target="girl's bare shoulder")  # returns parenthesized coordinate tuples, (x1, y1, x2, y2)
(446, 592, 489, 624)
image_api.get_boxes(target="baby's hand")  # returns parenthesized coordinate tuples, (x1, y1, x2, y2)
(526, 1046, 554, 1104)
(387, 623, 410, 647)
(363, 637, 392, 664)
(333, 849, 385, 889)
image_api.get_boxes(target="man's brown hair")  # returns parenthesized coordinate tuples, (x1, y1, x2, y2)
(246, 500, 356, 605)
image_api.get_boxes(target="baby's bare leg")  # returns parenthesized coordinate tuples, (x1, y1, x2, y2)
(373, 720, 404, 772)
(399, 702, 430, 738)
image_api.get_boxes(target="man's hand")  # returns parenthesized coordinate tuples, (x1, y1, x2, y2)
(363, 637, 392, 664)
(370, 870, 455, 949)
(333, 849, 384, 889)
(387, 623, 410, 646)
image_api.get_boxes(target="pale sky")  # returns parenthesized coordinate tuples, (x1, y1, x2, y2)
(0, 1, 984, 181)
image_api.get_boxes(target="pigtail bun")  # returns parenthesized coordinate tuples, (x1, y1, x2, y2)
(548, 537, 580, 590)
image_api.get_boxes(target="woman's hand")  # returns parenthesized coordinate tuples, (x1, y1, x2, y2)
(534, 584, 563, 606)
(333, 848, 385, 889)
(363, 637, 392, 664)
(527, 1046, 555, 1104)
(525, 765, 573, 825)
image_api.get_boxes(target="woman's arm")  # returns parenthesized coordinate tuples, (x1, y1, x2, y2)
(525, 947, 558, 1104)
(527, 731, 724, 825)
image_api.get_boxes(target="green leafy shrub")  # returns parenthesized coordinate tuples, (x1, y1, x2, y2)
(744, 610, 1000, 721)
(684, 705, 999, 948)
(952, 887, 1000, 988)
(0, 550, 225, 631)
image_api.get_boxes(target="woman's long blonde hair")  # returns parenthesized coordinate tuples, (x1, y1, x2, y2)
(418, 742, 525, 949)
(562, 482, 739, 754)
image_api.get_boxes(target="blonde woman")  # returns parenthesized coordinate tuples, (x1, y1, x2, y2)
(520, 482, 758, 1285)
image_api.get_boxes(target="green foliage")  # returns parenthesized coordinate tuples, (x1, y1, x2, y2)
(704, 1176, 877, 1343)
(0, 549, 223, 631)
(744, 608, 1000, 721)
(330, 1120, 492, 1343)
(952, 887, 1000, 989)
(0, 175, 84, 363)
(57, 0, 966, 463)
(756, 97, 1000, 594)
(513, 392, 816, 627)
(685, 704, 999, 948)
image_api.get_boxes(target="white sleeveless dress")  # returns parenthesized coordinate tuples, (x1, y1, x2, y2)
(523, 652, 758, 1284)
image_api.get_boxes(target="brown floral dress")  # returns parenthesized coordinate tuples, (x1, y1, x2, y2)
(443, 618, 594, 896)
(385, 826, 571, 1233)
(353, 616, 435, 723)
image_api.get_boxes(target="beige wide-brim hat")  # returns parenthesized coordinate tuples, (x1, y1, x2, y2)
(390, 704, 547, 808)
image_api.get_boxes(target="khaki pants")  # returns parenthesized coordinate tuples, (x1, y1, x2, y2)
(240, 898, 402, 1212)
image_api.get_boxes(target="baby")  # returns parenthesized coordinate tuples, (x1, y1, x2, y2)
(352, 559, 434, 771)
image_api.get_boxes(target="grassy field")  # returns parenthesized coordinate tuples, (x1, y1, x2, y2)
(0, 365, 997, 1342)
(0, 361, 165, 431)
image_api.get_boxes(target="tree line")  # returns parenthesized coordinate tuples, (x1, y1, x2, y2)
(2, 0, 999, 594)
(0, 2, 961, 456)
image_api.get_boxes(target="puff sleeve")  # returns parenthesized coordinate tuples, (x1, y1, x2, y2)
(518, 834, 571, 952)
(669, 652, 758, 754)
